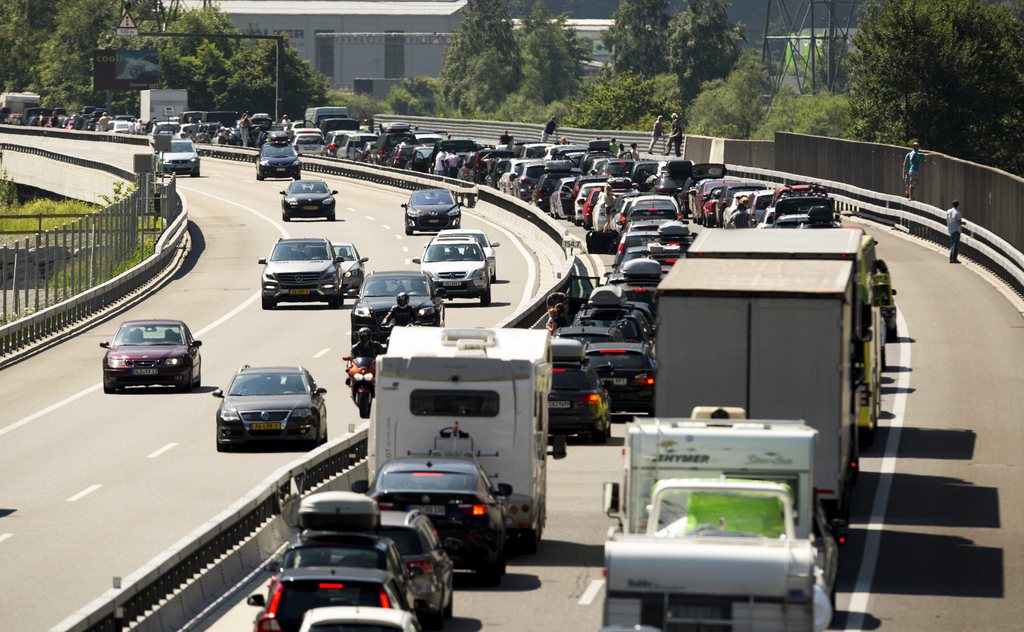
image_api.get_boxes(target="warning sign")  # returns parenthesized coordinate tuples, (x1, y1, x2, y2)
(115, 10, 139, 36)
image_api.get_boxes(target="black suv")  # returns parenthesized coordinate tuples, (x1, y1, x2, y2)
(532, 160, 577, 214)
(585, 343, 657, 414)
(259, 238, 345, 309)
(547, 339, 612, 443)
(380, 510, 455, 629)
(358, 457, 509, 586)
(350, 272, 445, 343)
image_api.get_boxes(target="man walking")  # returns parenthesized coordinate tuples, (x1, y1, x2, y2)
(239, 112, 252, 148)
(903, 141, 925, 200)
(667, 113, 683, 157)
(542, 116, 557, 143)
(649, 115, 664, 153)
(946, 200, 964, 263)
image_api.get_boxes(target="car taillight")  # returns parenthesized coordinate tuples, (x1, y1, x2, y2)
(657, 187, 670, 194)
(329, 143, 336, 150)
(634, 373, 655, 386)
(379, 590, 391, 609)
(255, 584, 284, 631)
(457, 503, 487, 516)
(664, 258, 677, 264)
(376, 501, 395, 510)
(406, 559, 434, 575)
(520, 178, 530, 185)
(580, 393, 602, 405)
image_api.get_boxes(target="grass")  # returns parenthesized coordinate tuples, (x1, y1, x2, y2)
(0, 199, 98, 235)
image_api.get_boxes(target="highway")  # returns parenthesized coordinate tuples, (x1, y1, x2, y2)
(3, 134, 1024, 631)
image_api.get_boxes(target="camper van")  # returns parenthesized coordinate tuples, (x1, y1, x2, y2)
(368, 327, 565, 554)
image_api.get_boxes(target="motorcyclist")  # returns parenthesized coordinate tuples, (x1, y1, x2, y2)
(350, 327, 385, 359)
(382, 291, 417, 328)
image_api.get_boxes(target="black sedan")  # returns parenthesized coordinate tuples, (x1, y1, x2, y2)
(402, 188, 461, 235)
(350, 272, 445, 344)
(359, 457, 509, 586)
(256, 142, 301, 180)
(213, 366, 328, 452)
(584, 343, 657, 414)
(279, 179, 337, 221)
(548, 363, 611, 443)
(100, 319, 202, 393)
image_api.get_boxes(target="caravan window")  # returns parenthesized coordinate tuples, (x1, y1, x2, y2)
(410, 390, 499, 416)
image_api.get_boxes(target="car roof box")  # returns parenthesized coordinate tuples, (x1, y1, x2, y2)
(807, 206, 834, 224)
(588, 285, 625, 308)
(299, 491, 380, 531)
(385, 122, 411, 133)
(658, 221, 690, 239)
(550, 338, 585, 364)
(622, 258, 663, 280)
(588, 139, 610, 152)
(545, 159, 574, 173)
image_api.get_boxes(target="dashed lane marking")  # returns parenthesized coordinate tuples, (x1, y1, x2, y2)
(313, 348, 331, 359)
(66, 485, 102, 503)
(578, 579, 605, 605)
(147, 443, 178, 459)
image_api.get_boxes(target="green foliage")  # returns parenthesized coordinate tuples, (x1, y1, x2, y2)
(35, 0, 121, 109)
(326, 90, 388, 124)
(516, 2, 587, 103)
(493, 93, 572, 124)
(847, 0, 1024, 173)
(667, 0, 744, 104)
(0, 1, 55, 94)
(603, 0, 670, 78)
(685, 52, 769, 139)
(755, 89, 852, 140)
(564, 72, 675, 131)
(0, 198, 97, 234)
(440, 0, 521, 114)
(0, 168, 17, 209)
(386, 77, 442, 116)
(99, 181, 137, 207)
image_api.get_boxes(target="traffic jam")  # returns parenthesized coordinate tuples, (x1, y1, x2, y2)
(97, 116, 900, 632)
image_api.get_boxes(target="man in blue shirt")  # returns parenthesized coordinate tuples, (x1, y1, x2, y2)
(903, 141, 925, 200)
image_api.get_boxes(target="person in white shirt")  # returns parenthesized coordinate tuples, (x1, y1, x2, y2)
(594, 183, 617, 232)
(434, 150, 448, 176)
(946, 200, 964, 263)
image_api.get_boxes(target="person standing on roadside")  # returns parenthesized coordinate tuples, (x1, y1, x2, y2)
(726, 196, 752, 229)
(239, 112, 252, 148)
(96, 112, 109, 132)
(609, 137, 620, 156)
(434, 149, 448, 176)
(903, 141, 925, 200)
(667, 113, 683, 157)
(946, 200, 964, 263)
(649, 115, 664, 153)
(626, 143, 640, 160)
(542, 116, 557, 143)
(499, 129, 512, 146)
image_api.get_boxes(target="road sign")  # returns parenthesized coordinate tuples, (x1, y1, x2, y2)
(115, 10, 139, 36)
(163, 105, 175, 117)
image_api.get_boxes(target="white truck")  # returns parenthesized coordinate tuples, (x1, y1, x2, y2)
(140, 88, 188, 123)
(603, 413, 839, 632)
(655, 257, 856, 519)
(0, 92, 40, 116)
(368, 327, 566, 553)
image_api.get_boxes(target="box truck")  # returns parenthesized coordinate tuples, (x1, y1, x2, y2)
(140, 89, 188, 122)
(655, 257, 856, 519)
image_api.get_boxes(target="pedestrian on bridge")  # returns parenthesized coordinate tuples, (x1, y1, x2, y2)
(649, 115, 664, 153)
(903, 141, 925, 200)
(946, 200, 964, 263)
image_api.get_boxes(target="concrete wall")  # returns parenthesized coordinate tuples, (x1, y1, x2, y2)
(0, 150, 123, 205)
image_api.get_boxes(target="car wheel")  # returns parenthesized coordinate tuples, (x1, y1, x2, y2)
(592, 420, 610, 444)
(859, 424, 875, 448)
(320, 425, 328, 445)
(327, 212, 336, 221)
(192, 369, 201, 389)
(256, 174, 264, 181)
(480, 287, 492, 307)
(176, 380, 192, 393)
(477, 553, 504, 587)
(327, 293, 342, 309)
(518, 528, 539, 555)
(282, 212, 290, 222)
(216, 442, 230, 453)
(261, 296, 275, 310)
(443, 591, 453, 619)
(405, 227, 413, 236)
(191, 171, 200, 178)
(421, 607, 445, 631)
(103, 383, 117, 394)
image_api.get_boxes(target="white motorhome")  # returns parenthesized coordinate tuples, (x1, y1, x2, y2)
(603, 413, 838, 632)
(369, 327, 565, 553)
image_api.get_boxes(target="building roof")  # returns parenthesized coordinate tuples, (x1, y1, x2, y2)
(181, 1, 466, 16)
(657, 257, 853, 296)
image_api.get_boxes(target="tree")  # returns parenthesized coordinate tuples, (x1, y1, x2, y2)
(603, 0, 670, 78)
(0, 1, 55, 94)
(847, 0, 1024, 173)
(667, 0, 744, 104)
(564, 71, 674, 130)
(755, 88, 851, 140)
(440, 0, 521, 114)
(685, 52, 769, 139)
(516, 2, 587, 104)
(386, 77, 441, 116)
(35, 0, 121, 109)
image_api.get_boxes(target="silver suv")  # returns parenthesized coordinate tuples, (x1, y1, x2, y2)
(413, 237, 492, 306)
(259, 238, 344, 310)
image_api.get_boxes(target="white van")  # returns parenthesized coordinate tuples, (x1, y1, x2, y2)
(369, 327, 566, 553)
(304, 106, 349, 128)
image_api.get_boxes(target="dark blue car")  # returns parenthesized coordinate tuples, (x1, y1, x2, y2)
(257, 142, 301, 180)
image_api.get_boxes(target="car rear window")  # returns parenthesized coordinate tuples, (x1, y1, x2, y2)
(378, 527, 424, 555)
(629, 207, 677, 220)
(551, 368, 594, 390)
(410, 390, 499, 416)
(586, 350, 648, 370)
(277, 580, 390, 620)
(524, 165, 545, 178)
(282, 546, 384, 570)
(379, 471, 476, 492)
(309, 625, 402, 632)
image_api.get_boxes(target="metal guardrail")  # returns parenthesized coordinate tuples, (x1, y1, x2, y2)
(0, 123, 151, 148)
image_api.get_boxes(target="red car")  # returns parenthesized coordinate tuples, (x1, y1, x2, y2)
(100, 319, 202, 393)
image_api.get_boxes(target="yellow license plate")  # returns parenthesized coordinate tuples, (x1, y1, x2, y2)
(289, 289, 311, 295)
(302, 205, 318, 210)
(251, 422, 281, 431)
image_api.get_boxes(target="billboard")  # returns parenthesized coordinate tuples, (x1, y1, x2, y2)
(93, 49, 160, 90)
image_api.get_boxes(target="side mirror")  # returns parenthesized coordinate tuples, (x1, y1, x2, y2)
(401, 203, 408, 209)
(99, 341, 110, 348)
(892, 289, 898, 295)
(491, 242, 501, 247)
(549, 434, 567, 460)
(342, 355, 351, 361)
(351, 479, 369, 494)
(411, 258, 421, 264)
(829, 518, 849, 545)
(496, 483, 513, 497)
(334, 256, 345, 264)
(191, 340, 202, 348)
(359, 257, 369, 263)
(316, 387, 327, 394)
(603, 482, 621, 517)
(279, 191, 285, 196)
(212, 388, 224, 398)
(435, 287, 447, 298)
(246, 594, 266, 608)
(332, 190, 338, 195)
(258, 257, 267, 265)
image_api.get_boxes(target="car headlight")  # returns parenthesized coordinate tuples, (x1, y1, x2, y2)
(107, 356, 128, 368)
(406, 208, 422, 217)
(471, 268, 486, 279)
(323, 197, 335, 205)
(285, 197, 297, 205)
(190, 157, 199, 163)
(343, 270, 353, 278)
(447, 207, 461, 216)
(291, 407, 314, 419)
(219, 408, 240, 421)
(353, 306, 371, 317)
(417, 306, 436, 317)
(164, 357, 182, 366)
(260, 160, 270, 166)
(262, 271, 276, 281)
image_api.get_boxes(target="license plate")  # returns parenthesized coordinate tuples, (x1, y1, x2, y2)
(288, 289, 311, 295)
(549, 400, 571, 408)
(302, 205, 318, 210)
(443, 281, 462, 287)
(276, 167, 286, 172)
(251, 422, 281, 431)
(131, 368, 158, 376)
(412, 504, 446, 516)
(605, 378, 627, 386)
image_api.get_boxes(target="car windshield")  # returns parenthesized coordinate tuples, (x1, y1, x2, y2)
(379, 471, 475, 492)
(296, 134, 323, 144)
(362, 276, 430, 297)
(227, 372, 308, 396)
(288, 181, 329, 194)
(410, 190, 455, 206)
(263, 145, 296, 158)
(271, 242, 331, 261)
(524, 165, 545, 179)
(333, 244, 355, 260)
(113, 324, 185, 346)
(169, 140, 194, 153)
(281, 546, 384, 570)
(422, 243, 483, 263)
(276, 580, 390, 622)
(378, 527, 424, 555)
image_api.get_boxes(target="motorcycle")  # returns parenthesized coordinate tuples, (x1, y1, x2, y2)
(343, 355, 376, 419)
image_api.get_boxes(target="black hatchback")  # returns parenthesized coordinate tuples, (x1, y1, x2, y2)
(585, 343, 657, 415)
(402, 188, 461, 235)
(548, 363, 611, 443)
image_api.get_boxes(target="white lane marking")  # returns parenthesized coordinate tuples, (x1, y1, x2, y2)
(0, 533, 12, 545)
(347, 207, 358, 213)
(147, 442, 178, 459)
(313, 348, 331, 359)
(466, 211, 535, 313)
(402, 246, 409, 253)
(404, 258, 414, 265)
(365, 215, 375, 221)
(394, 234, 403, 240)
(844, 308, 912, 630)
(0, 190, 284, 439)
(578, 579, 605, 605)
(381, 224, 391, 230)
(66, 484, 102, 503)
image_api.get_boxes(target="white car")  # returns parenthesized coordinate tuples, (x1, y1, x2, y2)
(498, 159, 543, 196)
(435, 228, 500, 281)
(412, 237, 492, 305)
(293, 132, 325, 155)
(722, 188, 774, 227)
(298, 606, 421, 632)
(109, 120, 132, 134)
(574, 182, 605, 226)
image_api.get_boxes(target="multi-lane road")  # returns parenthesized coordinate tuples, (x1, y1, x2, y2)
(2, 134, 1024, 631)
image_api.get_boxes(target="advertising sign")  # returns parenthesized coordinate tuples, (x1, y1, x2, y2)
(94, 49, 160, 90)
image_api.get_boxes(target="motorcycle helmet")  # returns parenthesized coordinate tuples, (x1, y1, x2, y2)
(396, 292, 410, 307)
(357, 327, 372, 344)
